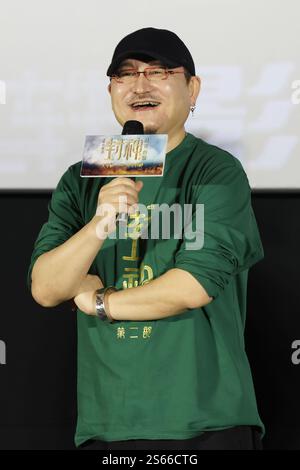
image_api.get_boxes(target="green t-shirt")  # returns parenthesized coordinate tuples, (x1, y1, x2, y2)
(27, 133, 265, 446)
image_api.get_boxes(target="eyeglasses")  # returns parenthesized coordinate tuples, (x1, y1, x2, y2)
(110, 66, 185, 84)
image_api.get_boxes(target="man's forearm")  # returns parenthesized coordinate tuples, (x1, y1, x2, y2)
(31, 216, 106, 307)
(101, 268, 212, 321)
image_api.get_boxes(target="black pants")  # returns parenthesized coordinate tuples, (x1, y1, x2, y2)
(79, 426, 263, 450)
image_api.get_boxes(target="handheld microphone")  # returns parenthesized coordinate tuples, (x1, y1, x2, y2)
(122, 120, 144, 136)
(116, 120, 144, 222)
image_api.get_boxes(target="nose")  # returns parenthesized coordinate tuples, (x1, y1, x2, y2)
(131, 71, 153, 94)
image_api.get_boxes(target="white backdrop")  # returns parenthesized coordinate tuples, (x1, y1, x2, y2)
(0, 0, 299, 189)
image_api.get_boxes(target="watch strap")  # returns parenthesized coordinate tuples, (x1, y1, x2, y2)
(95, 286, 117, 322)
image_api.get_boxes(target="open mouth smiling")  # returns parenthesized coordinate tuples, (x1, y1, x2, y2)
(130, 101, 161, 111)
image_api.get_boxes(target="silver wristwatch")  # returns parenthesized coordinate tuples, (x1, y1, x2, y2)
(95, 287, 116, 322)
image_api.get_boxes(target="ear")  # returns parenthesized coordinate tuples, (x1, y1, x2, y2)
(108, 83, 111, 95)
(189, 75, 201, 104)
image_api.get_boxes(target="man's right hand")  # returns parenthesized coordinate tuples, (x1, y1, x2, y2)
(72, 273, 104, 315)
(93, 177, 143, 239)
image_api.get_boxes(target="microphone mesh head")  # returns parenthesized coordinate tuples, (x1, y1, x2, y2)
(122, 120, 144, 135)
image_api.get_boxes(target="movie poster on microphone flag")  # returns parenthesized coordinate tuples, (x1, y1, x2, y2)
(80, 135, 168, 177)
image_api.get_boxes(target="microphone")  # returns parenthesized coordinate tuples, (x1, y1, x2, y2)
(122, 120, 144, 136)
(116, 120, 144, 222)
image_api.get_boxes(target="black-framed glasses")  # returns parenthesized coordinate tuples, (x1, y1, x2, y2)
(110, 66, 185, 84)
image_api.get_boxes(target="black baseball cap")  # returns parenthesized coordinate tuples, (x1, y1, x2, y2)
(106, 27, 196, 77)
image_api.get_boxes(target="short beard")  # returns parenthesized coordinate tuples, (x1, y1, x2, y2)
(143, 125, 158, 134)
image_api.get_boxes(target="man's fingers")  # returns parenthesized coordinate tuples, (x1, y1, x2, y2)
(135, 180, 143, 192)
(108, 177, 137, 188)
(101, 184, 139, 201)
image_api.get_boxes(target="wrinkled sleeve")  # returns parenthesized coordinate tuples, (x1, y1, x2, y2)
(26, 166, 84, 292)
(174, 164, 264, 300)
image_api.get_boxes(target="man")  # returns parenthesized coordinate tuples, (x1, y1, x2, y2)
(27, 27, 265, 450)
